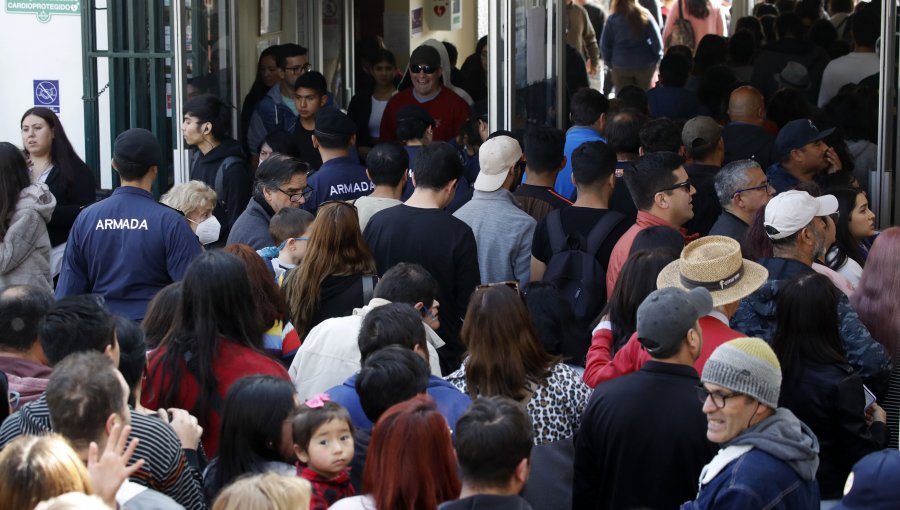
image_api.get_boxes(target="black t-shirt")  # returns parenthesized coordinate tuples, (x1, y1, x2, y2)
(514, 184, 573, 222)
(294, 125, 323, 170)
(609, 160, 638, 225)
(363, 205, 480, 373)
(532, 206, 632, 269)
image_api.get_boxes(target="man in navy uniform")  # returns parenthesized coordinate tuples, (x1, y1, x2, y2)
(56, 128, 202, 321)
(303, 107, 372, 214)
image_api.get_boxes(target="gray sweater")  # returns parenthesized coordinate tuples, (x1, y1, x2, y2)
(0, 183, 56, 291)
(453, 189, 537, 286)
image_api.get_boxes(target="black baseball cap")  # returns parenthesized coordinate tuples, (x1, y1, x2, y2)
(113, 128, 162, 167)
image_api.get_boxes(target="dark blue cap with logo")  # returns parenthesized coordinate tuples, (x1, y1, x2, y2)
(774, 119, 834, 159)
(834, 449, 900, 510)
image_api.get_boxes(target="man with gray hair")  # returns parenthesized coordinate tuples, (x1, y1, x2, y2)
(683, 337, 820, 508)
(708, 159, 775, 243)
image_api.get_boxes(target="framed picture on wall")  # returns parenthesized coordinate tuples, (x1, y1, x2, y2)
(260, 0, 282, 35)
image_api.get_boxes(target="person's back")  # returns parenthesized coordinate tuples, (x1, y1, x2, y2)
(647, 53, 709, 120)
(56, 129, 202, 321)
(354, 142, 408, 231)
(515, 125, 572, 221)
(364, 143, 479, 374)
(303, 108, 372, 214)
(750, 13, 830, 100)
(454, 136, 536, 286)
(556, 88, 607, 200)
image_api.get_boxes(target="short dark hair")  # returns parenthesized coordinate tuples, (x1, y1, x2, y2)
(184, 94, 231, 141)
(262, 129, 301, 158)
(523, 125, 565, 173)
(373, 262, 439, 307)
(569, 88, 609, 126)
(729, 30, 757, 66)
(46, 351, 125, 450)
(293, 71, 327, 96)
(112, 157, 151, 181)
(830, 0, 852, 13)
(624, 151, 684, 210)
(355, 345, 429, 423)
(366, 142, 409, 187)
(0, 285, 53, 352)
(255, 154, 309, 197)
(442, 41, 459, 65)
(313, 130, 353, 150)
(412, 142, 463, 190)
(615, 86, 649, 115)
(114, 317, 146, 399)
(572, 141, 616, 187)
(659, 53, 691, 87)
(850, 8, 879, 48)
(278, 43, 308, 68)
(396, 117, 432, 141)
(455, 396, 533, 487)
(776, 12, 804, 39)
(605, 109, 648, 154)
(639, 118, 683, 154)
(268, 207, 314, 245)
(358, 303, 427, 363)
(39, 295, 116, 366)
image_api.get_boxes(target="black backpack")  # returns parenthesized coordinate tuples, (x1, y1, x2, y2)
(190, 151, 244, 214)
(542, 209, 625, 331)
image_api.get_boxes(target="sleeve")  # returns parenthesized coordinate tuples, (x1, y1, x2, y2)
(584, 325, 615, 387)
(48, 170, 96, 234)
(247, 107, 268, 155)
(600, 17, 614, 63)
(838, 296, 892, 395)
(55, 220, 91, 298)
(223, 162, 252, 229)
(531, 218, 551, 263)
(0, 210, 44, 273)
(649, 16, 664, 60)
(515, 220, 537, 286)
(165, 216, 203, 282)
(834, 374, 889, 457)
(453, 227, 482, 324)
(583, 329, 648, 387)
(817, 64, 836, 108)
(154, 442, 207, 510)
(572, 405, 602, 509)
(379, 97, 399, 142)
(581, 10, 600, 68)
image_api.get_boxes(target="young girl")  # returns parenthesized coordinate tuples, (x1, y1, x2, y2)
(293, 394, 355, 510)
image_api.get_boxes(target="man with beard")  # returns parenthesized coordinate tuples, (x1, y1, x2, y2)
(730, 190, 890, 393)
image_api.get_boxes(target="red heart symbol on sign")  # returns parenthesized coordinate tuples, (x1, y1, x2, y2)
(434, 5, 446, 16)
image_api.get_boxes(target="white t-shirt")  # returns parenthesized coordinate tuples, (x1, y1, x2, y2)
(818, 52, 879, 107)
(369, 97, 390, 139)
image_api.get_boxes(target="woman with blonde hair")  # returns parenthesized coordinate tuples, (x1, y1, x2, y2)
(282, 201, 377, 339)
(600, 0, 663, 91)
(0, 435, 92, 509)
(213, 473, 311, 510)
(160, 180, 219, 246)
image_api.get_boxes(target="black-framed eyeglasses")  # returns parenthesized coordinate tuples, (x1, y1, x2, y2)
(695, 385, 742, 409)
(409, 64, 438, 74)
(732, 182, 773, 197)
(658, 179, 692, 194)
(283, 63, 312, 74)
(277, 185, 314, 202)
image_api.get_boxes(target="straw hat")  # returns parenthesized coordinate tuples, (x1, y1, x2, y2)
(657, 236, 769, 307)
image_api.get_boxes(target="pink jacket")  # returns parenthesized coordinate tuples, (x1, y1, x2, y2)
(662, 0, 727, 49)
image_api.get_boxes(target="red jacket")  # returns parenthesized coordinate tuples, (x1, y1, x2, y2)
(142, 340, 289, 456)
(584, 314, 744, 387)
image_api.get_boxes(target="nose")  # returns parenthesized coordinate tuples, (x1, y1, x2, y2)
(701, 396, 716, 414)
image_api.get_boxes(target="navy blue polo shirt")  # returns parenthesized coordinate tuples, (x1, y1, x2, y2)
(304, 156, 372, 214)
(56, 186, 202, 320)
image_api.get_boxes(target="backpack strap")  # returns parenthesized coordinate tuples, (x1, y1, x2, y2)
(546, 209, 568, 255)
(361, 275, 377, 304)
(584, 212, 626, 256)
(214, 156, 244, 207)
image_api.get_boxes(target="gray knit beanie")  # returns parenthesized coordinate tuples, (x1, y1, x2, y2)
(701, 337, 782, 408)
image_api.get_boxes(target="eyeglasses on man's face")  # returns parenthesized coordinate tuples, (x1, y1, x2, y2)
(695, 385, 743, 409)
(732, 181, 773, 197)
(277, 185, 314, 202)
(283, 63, 312, 74)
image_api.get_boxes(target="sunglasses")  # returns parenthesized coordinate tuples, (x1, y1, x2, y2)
(657, 179, 692, 194)
(410, 64, 438, 74)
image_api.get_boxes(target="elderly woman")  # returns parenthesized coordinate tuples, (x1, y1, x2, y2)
(160, 180, 219, 246)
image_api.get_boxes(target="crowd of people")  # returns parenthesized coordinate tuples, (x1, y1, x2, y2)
(1, 0, 899, 508)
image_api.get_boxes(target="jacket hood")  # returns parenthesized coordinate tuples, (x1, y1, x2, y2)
(199, 138, 245, 164)
(401, 39, 474, 105)
(726, 408, 820, 481)
(16, 183, 56, 222)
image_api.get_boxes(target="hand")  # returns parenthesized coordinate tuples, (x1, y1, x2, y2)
(158, 408, 203, 450)
(87, 423, 145, 509)
(824, 147, 843, 174)
(866, 403, 887, 424)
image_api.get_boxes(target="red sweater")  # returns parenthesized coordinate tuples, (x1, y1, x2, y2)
(142, 340, 290, 456)
(583, 314, 744, 387)
(379, 87, 471, 143)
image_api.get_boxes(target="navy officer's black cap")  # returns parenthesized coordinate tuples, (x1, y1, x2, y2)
(314, 107, 357, 137)
(113, 128, 162, 167)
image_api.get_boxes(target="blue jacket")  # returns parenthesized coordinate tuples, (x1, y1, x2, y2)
(327, 373, 471, 431)
(247, 84, 298, 154)
(600, 13, 663, 69)
(303, 156, 372, 215)
(766, 163, 800, 194)
(556, 126, 605, 200)
(730, 257, 891, 393)
(56, 186, 202, 320)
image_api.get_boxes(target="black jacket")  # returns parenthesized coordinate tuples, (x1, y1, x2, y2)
(188, 139, 252, 237)
(750, 38, 830, 102)
(683, 162, 722, 237)
(44, 164, 97, 247)
(440, 495, 534, 510)
(779, 360, 889, 499)
(722, 122, 778, 169)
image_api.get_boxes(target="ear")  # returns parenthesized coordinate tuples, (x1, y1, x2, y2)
(607, 172, 616, 190)
(105, 413, 118, 436)
(413, 301, 426, 311)
(319, 95, 329, 107)
(311, 135, 320, 150)
(514, 457, 530, 484)
(638, 146, 646, 157)
(558, 155, 567, 171)
(365, 169, 373, 182)
(294, 444, 310, 464)
(598, 112, 607, 132)
(447, 178, 458, 194)
(350, 134, 357, 147)
(654, 191, 668, 210)
(400, 170, 409, 187)
(411, 172, 418, 188)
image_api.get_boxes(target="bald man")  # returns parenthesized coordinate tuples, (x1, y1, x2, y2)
(721, 86, 777, 169)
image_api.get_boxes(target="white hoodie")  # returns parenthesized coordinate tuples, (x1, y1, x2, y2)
(0, 183, 56, 291)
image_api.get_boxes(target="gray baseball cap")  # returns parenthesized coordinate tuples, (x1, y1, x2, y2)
(636, 287, 713, 357)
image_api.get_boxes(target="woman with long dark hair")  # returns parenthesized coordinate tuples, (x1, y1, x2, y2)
(20, 107, 95, 276)
(459, 36, 488, 103)
(0, 142, 56, 291)
(347, 49, 398, 160)
(241, 45, 282, 155)
(663, 0, 727, 51)
(824, 187, 876, 287)
(600, 0, 663, 91)
(330, 395, 460, 510)
(142, 250, 290, 456)
(282, 202, 377, 339)
(446, 285, 590, 444)
(773, 273, 887, 501)
(203, 375, 298, 500)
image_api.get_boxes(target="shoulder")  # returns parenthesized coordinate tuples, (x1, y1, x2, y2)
(330, 495, 375, 510)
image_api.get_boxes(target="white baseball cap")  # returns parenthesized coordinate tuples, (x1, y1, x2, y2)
(475, 136, 522, 192)
(764, 190, 838, 240)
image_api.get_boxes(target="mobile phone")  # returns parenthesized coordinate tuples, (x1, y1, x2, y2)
(863, 385, 876, 410)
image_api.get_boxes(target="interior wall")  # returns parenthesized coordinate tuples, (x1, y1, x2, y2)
(383, 0, 478, 70)
(235, 0, 298, 112)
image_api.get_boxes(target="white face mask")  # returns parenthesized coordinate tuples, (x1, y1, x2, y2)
(189, 216, 221, 245)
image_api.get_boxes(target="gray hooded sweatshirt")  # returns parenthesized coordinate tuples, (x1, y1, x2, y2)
(726, 407, 821, 481)
(0, 183, 56, 291)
